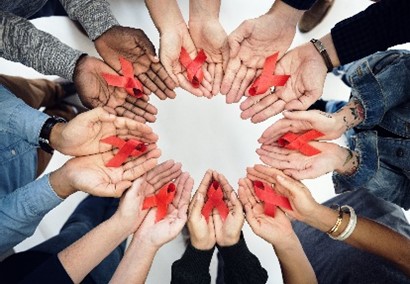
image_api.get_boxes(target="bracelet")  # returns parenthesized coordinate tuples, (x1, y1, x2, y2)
(310, 38, 333, 72)
(327, 205, 343, 235)
(329, 205, 357, 241)
(39, 116, 67, 154)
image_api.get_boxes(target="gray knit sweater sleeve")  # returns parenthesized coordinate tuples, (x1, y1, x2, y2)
(0, 11, 83, 80)
(59, 0, 119, 40)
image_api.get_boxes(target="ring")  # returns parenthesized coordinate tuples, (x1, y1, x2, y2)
(269, 87, 275, 95)
(271, 183, 275, 188)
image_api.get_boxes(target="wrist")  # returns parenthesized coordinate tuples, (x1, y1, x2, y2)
(49, 122, 67, 153)
(268, 0, 304, 27)
(305, 205, 340, 232)
(191, 238, 216, 251)
(216, 234, 240, 247)
(335, 147, 359, 176)
(319, 33, 340, 68)
(189, 0, 220, 21)
(49, 166, 77, 198)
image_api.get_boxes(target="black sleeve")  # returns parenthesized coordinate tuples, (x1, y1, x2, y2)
(171, 242, 215, 284)
(331, 0, 410, 65)
(217, 234, 268, 284)
(282, 0, 317, 10)
(19, 254, 73, 284)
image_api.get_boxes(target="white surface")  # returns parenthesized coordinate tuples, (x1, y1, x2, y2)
(2, 0, 408, 283)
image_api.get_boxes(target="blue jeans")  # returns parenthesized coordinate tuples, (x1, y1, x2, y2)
(29, 196, 125, 283)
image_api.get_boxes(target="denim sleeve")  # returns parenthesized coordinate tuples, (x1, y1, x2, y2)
(0, 174, 63, 255)
(332, 131, 378, 194)
(59, 0, 118, 41)
(0, 85, 49, 146)
(0, 11, 84, 80)
(344, 50, 410, 129)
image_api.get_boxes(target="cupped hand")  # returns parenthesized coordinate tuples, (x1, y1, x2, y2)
(95, 26, 177, 100)
(187, 170, 217, 250)
(256, 142, 346, 180)
(212, 172, 244, 247)
(258, 110, 343, 145)
(221, 11, 296, 104)
(53, 107, 158, 156)
(160, 23, 212, 98)
(189, 19, 229, 96)
(73, 55, 158, 121)
(134, 170, 194, 249)
(62, 146, 161, 198)
(238, 178, 295, 247)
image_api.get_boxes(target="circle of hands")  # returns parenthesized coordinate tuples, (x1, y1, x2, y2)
(61, 2, 359, 252)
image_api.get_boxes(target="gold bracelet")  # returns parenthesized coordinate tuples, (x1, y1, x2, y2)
(327, 205, 343, 235)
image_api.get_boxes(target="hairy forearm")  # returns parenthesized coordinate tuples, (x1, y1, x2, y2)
(58, 215, 131, 283)
(110, 237, 158, 283)
(274, 235, 317, 284)
(145, 0, 186, 34)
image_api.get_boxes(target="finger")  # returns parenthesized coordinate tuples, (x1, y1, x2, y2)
(150, 61, 177, 90)
(87, 107, 116, 123)
(122, 158, 158, 180)
(161, 56, 180, 86)
(240, 93, 279, 120)
(176, 73, 204, 97)
(174, 172, 193, 207)
(189, 192, 205, 220)
(148, 161, 183, 188)
(212, 63, 223, 96)
(243, 203, 258, 229)
(225, 64, 247, 104)
(220, 58, 240, 95)
(251, 100, 287, 123)
(207, 62, 216, 92)
(227, 21, 251, 59)
(215, 172, 233, 200)
(230, 190, 243, 215)
(235, 68, 256, 103)
(284, 168, 316, 180)
(258, 119, 291, 143)
(190, 170, 213, 212)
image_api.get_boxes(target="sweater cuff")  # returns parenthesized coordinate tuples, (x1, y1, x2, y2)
(281, 0, 316, 10)
(176, 242, 215, 272)
(217, 233, 248, 264)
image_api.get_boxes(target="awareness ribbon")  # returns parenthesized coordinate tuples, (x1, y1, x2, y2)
(179, 47, 207, 88)
(100, 135, 147, 167)
(102, 57, 144, 98)
(249, 52, 290, 96)
(253, 180, 292, 217)
(201, 180, 229, 222)
(278, 129, 324, 156)
(143, 183, 176, 223)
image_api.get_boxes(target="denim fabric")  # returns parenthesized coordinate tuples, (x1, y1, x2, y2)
(0, 85, 62, 254)
(293, 190, 410, 284)
(331, 50, 410, 208)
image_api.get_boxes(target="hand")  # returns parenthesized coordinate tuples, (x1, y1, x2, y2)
(240, 42, 328, 122)
(187, 170, 217, 250)
(94, 26, 177, 100)
(258, 110, 344, 145)
(212, 172, 244, 247)
(189, 19, 229, 96)
(160, 23, 212, 98)
(256, 142, 349, 179)
(246, 164, 319, 223)
(221, 2, 301, 103)
(134, 171, 194, 249)
(73, 55, 158, 121)
(237, 177, 295, 247)
(55, 146, 161, 198)
(51, 107, 158, 156)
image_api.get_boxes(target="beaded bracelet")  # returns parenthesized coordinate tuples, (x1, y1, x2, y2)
(329, 205, 357, 241)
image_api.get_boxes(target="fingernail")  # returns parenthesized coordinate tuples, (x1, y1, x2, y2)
(276, 175, 285, 182)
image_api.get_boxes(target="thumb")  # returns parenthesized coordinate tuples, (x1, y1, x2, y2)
(228, 21, 251, 59)
(190, 192, 205, 220)
(283, 110, 315, 123)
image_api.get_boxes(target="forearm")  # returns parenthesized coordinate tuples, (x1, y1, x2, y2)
(0, 174, 63, 254)
(109, 237, 158, 283)
(189, 0, 220, 21)
(58, 215, 131, 283)
(0, 11, 84, 80)
(306, 205, 410, 276)
(267, 0, 305, 27)
(145, 0, 186, 34)
(59, 0, 119, 40)
(274, 235, 317, 284)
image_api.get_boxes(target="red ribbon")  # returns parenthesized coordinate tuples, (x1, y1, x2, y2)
(179, 47, 207, 88)
(102, 57, 144, 98)
(201, 180, 229, 222)
(278, 130, 324, 156)
(253, 180, 292, 217)
(249, 52, 290, 96)
(100, 135, 147, 167)
(143, 183, 176, 223)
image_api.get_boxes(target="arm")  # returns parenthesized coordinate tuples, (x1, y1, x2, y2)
(0, 11, 83, 81)
(238, 177, 316, 284)
(249, 165, 410, 277)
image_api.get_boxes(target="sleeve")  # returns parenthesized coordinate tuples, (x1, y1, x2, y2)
(0, 174, 63, 255)
(217, 233, 268, 284)
(332, 131, 378, 194)
(171, 242, 215, 284)
(0, 85, 49, 146)
(58, 0, 119, 40)
(281, 0, 317, 10)
(331, 0, 410, 65)
(0, 11, 84, 81)
(20, 254, 73, 284)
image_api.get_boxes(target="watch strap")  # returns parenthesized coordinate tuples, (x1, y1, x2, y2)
(39, 116, 67, 154)
(310, 38, 333, 73)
